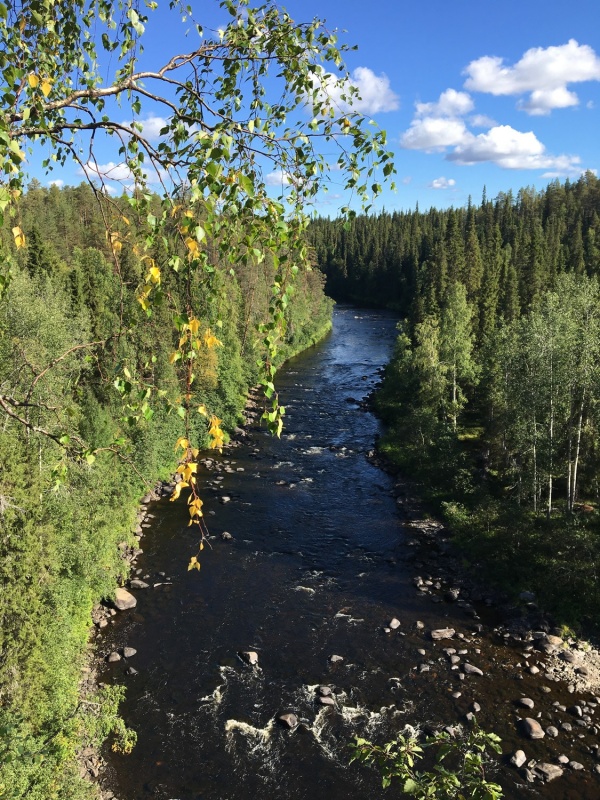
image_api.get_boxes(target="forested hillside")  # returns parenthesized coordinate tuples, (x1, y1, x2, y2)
(0, 181, 332, 799)
(310, 171, 600, 626)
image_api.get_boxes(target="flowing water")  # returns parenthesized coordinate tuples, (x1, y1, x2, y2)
(100, 307, 600, 799)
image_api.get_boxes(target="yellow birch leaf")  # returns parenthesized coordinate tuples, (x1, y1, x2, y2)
(198, 404, 208, 416)
(174, 437, 189, 451)
(188, 318, 200, 335)
(187, 556, 200, 571)
(170, 481, 188, 501)
(28, 73, 39, 89)
(185, 237, 199, 256)
(12, 226, 25, 248)
(149, 266, 161, 284)
(41, 79, 53, 97)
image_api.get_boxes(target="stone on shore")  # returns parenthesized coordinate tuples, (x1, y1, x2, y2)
(113, 587, 137, 611)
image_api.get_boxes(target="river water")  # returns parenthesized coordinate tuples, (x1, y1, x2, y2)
(101, 306, 600, 800)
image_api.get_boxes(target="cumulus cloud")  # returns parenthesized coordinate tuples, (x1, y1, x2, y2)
(48, 179, 64, 188)
(317, 66, 399, 115)
(463, 40, 600, 115)
(120, 115, 169, 141)
(401, 116, 470, 151)
(265, 170, 291, 186)
(400, 83, 584, 176)
(429, 176, 456, 189)
(416, 89, 473, 118)
(447, 124, 581, 173)
(79, 161, 135, 181)
(470, 113, 497, 128)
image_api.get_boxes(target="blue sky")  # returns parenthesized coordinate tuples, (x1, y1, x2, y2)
(35, 0, 600, 213)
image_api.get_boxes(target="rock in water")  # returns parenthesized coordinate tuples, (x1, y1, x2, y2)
(113, 587, 137, 611)
(520, 718, 545, 739)
(122, 647, 137, 658)
(130, 579, 149, 589)
(107, 652, 121, 662)
(389, 618, 401, 629)
(431, 628, 455, 640)
(463, 663, 484, 676)
(277, 713, 298, 729)
(330, 654, 344, 663)
(510, 750, 527, 768)
(240, 651, 259, 666)
(533, 763, 563, 782)
(319, 695, 335, 706)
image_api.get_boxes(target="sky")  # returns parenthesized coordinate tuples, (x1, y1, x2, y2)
(34, 0, 600, 213)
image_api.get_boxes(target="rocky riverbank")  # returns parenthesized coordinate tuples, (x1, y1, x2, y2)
(367, 441, 600, 790)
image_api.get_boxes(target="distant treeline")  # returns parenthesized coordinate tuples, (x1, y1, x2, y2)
(310, 171, 600, 627)
(0, 180, 332, 799)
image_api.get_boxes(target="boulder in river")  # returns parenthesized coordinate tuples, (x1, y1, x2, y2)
(520, 717, 545, 739)
(277, 713, 298, 729)
(532, 763, 563, 782)
(389, 618, 401, 630)
(463, 663, 483, 676)
(510, 750, 527, 768)
(112, 587, 137, 611)
(518, 697, 534, 709)
(431, 628, 455, 640)
(330, 655, 343, 663)
(122, 647, 137, 658)
(107, 652, 121, 662)
(319, 695, 335, 707)
(240, 651, 259, 666)
(130, 579, 149, 589)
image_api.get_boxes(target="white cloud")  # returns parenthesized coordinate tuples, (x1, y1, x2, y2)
(519, 87, 579, 115)
(265, 170, 290, 186)
(429, 176, 456, 189)
(416, 89, 473, 118)
(120, 115, 169, 141)
(79, 161, 134, 181)
(317, 66, 399, 115)
(587, 100, 595, 109)
(48, 179, 64, 188)
(401, 176, 412, 185)
(102, 184, 119, 196)
(401, 116, 470, 151)
(470, 113, 497, 128)
(447, 124, 581, 173)
(463, 40, 600, 115)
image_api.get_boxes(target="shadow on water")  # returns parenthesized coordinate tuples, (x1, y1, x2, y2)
(100, 307, 600, 800)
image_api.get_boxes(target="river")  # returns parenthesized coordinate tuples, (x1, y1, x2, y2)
(99, 306, 600, 799)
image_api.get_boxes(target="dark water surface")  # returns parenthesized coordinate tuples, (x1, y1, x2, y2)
(101, 307, 600, 800)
